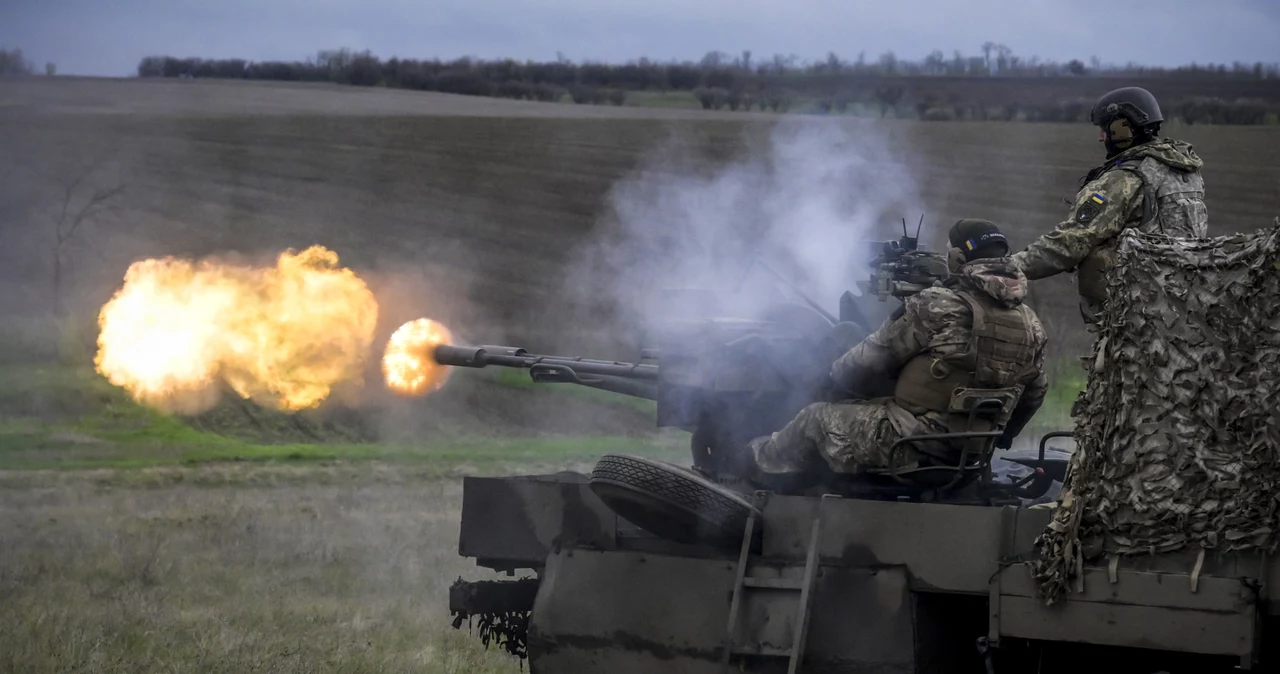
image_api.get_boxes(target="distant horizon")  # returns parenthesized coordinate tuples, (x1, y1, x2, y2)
(8, 46, 1280, 80)
(4, 0, 1278, 78)
(16, 47, 1280, 79)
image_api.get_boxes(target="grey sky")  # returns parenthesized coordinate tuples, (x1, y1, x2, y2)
(4, 0, 1278, 77)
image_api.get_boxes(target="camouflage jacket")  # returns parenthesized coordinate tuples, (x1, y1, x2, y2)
(830, 259, 1049, 441)
(1011, 138, 1208, 323)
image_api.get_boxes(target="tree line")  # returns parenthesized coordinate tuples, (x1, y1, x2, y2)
(8, 42, 1275, 125)
(130, 47, 1280, 125)
(0, 48, 56, 76)
(136, 47, 1280, 85)
(0, 48, 33, 75)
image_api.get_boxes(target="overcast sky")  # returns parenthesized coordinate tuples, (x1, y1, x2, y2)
(4, 0, 1278, 77)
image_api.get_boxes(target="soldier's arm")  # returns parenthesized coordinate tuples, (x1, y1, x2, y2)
(1010, 170, 1145, 280)
(829, 289, 962, 391)
(1001, 321, 1049, 444)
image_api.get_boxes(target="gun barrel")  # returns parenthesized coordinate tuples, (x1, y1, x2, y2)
(433, 344, 660, 381)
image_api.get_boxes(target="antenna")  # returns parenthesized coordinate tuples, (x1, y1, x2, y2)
(901, 217, 909, 238)
(915, 214, 924, 240)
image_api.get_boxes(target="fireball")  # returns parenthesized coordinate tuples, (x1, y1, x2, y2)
(94, 245, 379, 413)
(382, 318, 454, 396)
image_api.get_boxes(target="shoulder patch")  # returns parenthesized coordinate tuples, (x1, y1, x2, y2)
(1076, 196, 1104, 224)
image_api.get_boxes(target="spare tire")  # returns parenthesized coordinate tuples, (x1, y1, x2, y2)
(589, 454, 758, 548)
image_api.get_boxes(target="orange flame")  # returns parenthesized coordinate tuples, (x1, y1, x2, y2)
(382, 318, 454, 396)
(94, 245, 379, 413)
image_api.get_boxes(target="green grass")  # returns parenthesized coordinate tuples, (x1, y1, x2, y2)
(0, 359, 675, 672)
(0, 473, 528, 673)
(0, 362, 683, 472)
(0, 351, 1082, 472)
(0, 428, 682, 471)
(1027, 357, 1088, 437)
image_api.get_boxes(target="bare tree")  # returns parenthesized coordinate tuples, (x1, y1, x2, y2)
(995, 44, 1013, 74)
(878, 51, 898, 75)
(824, 51, 843, 74)
(924, 50, 946, 76)
(700, 51, 730, 68)
(36, 159, 127, 317)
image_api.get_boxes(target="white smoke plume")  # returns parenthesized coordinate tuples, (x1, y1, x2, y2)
(565, 117, 929, 348)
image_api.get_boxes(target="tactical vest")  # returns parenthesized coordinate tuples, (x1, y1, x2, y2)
(1076, 156, 1209, 312)
(893, 290, 1036, 426)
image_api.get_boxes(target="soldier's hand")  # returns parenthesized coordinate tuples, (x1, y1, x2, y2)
(995, 434, 1014, 450)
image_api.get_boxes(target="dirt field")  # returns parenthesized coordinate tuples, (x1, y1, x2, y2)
(0, 76, 769, 119)
(0, 78, 1278, 673)
(4, 78, 1278, 362)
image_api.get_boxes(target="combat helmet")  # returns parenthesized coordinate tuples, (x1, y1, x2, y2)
(1090, 86, 1163, 128)
(946, 219, 1009, 272)
(1091, 87, 1163, 157)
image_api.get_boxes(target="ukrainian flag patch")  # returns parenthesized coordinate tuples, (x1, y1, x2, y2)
(1090, 193, 1107, 205)
(965, 240, 974, 251)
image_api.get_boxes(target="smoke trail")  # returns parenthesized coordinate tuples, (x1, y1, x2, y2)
(565, 117, 928, 344)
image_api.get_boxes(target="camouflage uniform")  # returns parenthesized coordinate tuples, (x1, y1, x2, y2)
(750, 259, 1049, 476)
(1011, 138, 1209, 324)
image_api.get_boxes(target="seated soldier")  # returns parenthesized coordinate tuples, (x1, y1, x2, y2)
(746, 219, 1050, 483)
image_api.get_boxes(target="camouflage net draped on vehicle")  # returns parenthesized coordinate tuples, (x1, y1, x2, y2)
(1031, 221, 1280, 605)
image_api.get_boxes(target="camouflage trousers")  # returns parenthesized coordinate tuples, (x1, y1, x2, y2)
(748, 400, 922, 475)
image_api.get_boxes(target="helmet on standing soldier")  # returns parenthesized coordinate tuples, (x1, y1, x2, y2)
(1090, 87, 1163, 157)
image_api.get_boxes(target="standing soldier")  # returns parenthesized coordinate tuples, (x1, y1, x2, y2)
(1011, 87, 1209, 325)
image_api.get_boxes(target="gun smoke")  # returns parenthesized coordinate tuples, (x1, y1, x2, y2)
(565, 118, 929, 346)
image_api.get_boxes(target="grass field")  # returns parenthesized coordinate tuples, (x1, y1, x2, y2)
(0, 77, 1277, 672)
(0, 355, 682, 674)
(0, 471, 531, 673)
(5, 78, 1277, 359)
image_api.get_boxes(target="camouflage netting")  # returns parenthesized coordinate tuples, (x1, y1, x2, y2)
(1031, 220, 1280, 605)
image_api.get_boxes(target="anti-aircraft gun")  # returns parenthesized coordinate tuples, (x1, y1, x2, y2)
(431, 222, 1046, 496)
(440, 221, 1277, 674)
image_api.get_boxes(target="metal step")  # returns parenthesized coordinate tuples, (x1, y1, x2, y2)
(731, 646, 793, 658)
(742, 577, 804, 590)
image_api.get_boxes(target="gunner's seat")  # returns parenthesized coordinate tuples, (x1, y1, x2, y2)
(808, 390, 1051, 504)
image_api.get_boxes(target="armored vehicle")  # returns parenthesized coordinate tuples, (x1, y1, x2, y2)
(441, 235, 1277, 673)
